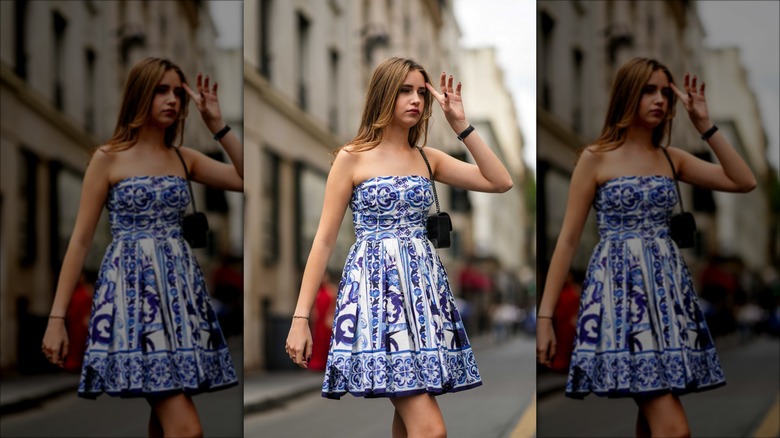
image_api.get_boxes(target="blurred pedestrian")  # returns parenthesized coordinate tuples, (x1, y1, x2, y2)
(308, 270, 337, 371)
(549, 271, 582, 374)
(41, 57, 243, 437)
(62, 271, 95, 373)
(285, 57, 512, 437)
(536, 57, 757, 437)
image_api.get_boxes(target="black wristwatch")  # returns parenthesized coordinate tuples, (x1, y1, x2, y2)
(700, 125, 718, 141)
(457, 124, 475, 141)
(213, 125, 231, 141)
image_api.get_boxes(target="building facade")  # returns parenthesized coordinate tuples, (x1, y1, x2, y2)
(0, 0, 240, 370)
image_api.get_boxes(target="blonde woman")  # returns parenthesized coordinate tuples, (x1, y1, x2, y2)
(536, 57, 756, 437)
(41, 57, 243, 437)
(285, 57, 512, 437)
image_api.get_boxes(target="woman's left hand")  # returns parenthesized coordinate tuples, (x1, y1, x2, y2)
(183, 73, 225, 134)
(426, 71, 469, 132)
(670, 73, 711, 132)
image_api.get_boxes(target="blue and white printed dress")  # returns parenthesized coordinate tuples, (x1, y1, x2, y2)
(78, 175, 237, 399)
(566, 175, 726, 399)
(322, 175, 482, 399)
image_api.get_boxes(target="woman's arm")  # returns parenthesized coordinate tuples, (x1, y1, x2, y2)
(669, 74, 757, 193)
(182, 73, 244, 192)
(286, 149, 356, 368)
(536, 150, 599, 367)
(425, 72, 513, 193)
(42, 149, 111, 366)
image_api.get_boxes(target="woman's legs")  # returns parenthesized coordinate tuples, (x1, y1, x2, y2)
(635, 410, 651, 438)
(392, 409, 408, 438)
(390, 393, 446, 438)
(634, 393, 690, 438)
(146, 393, 203, 438)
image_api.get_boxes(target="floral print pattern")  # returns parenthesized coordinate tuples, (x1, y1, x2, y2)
(78, 175, 237, 399)
(566, 175, 725, 398)
(322, 175, 482, 399)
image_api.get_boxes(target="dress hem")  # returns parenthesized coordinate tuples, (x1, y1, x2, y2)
(565, 380, 726, 400)
(321, 380, 483, 400)
(77, 380, 239, 400)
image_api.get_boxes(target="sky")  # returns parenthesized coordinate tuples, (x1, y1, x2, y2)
(454, 0, 537, 173)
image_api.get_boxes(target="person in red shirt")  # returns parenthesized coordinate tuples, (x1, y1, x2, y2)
(309, 271, 337, 371)
(63, 272, 95, 373)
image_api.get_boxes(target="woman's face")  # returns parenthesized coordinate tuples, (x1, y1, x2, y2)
(635, 69, 672, 128)
(148, 69, 184, 128)
(393, 69, 426, 129)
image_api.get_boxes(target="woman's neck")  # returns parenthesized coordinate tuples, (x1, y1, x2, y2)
(380, 123, 411, 149)
(135, 124, 168, 150)
(623, 124, 655, 150)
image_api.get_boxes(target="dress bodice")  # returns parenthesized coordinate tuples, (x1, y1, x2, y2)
(594, 175, 678, 241)
(107, 175, 190, 240)
(350, 175, 434, 241)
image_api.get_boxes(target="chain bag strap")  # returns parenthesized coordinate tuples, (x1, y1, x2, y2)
(417, 146, 452, 248)
(173, 147, 210, 248)
(661, 146, 696, 248)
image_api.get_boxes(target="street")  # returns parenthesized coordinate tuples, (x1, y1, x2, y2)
(0, 339, 244, 438)
(245, 334, 537, 438)
(537, 335, 780, 437)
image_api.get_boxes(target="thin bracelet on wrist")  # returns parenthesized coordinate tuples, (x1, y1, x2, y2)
(537, 315, 553, 319)
(292, 315, 309, 320)
(49, 315, 65, 320)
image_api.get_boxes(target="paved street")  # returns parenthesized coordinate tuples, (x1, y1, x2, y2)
(537, 335, 780, 438)
(245, 334, 537, 438)
(0, 338, 244, 438)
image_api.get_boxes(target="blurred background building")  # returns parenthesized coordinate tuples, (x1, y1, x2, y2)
(536, 0, 775, 339)
(243, 0, 530, 371)
(0, 0, 243, 372)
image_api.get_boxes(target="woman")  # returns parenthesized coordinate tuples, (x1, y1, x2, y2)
(285, 57, 512, 437)
(536, 57, 756, 437)
(41, 57, 243, 438)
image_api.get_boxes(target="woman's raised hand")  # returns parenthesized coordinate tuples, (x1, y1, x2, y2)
(426, 71, 468, 132)
(183, 73, 225, 133)
(670, 73, 712, 132)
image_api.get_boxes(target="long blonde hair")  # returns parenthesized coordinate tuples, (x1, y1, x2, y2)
(336, 57, 433, 155)
(101, 57, 189, 153)
(585, 57, 676, 154)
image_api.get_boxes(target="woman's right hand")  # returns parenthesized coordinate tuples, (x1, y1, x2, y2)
(42, 319, 69, 368)
(536, 318, 556, 367)
(285, 318, 313, 369)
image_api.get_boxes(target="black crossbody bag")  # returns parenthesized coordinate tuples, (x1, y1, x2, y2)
(661, 147, 696, 248)
(417, 147, 452, 248)
(173, 147, 210, 248)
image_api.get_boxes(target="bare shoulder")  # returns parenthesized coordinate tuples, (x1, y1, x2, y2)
(331, 147, 360, 178)
(572, 145, 603, 184)
(89, 146, 116, 172)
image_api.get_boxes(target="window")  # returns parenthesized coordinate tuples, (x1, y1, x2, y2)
(262, 149, 281, 265)
(259, 0, 273, 78)
(540, 11, 554, 111)
(18, 149, 38, 266)
(328, 49, 340, 133)
(52, 11, 67, 110)
(296, 12, 311, 110)
(14, 0, 28, 79)
(571, 48, 584, 134)
(85, 49, 96, 133)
